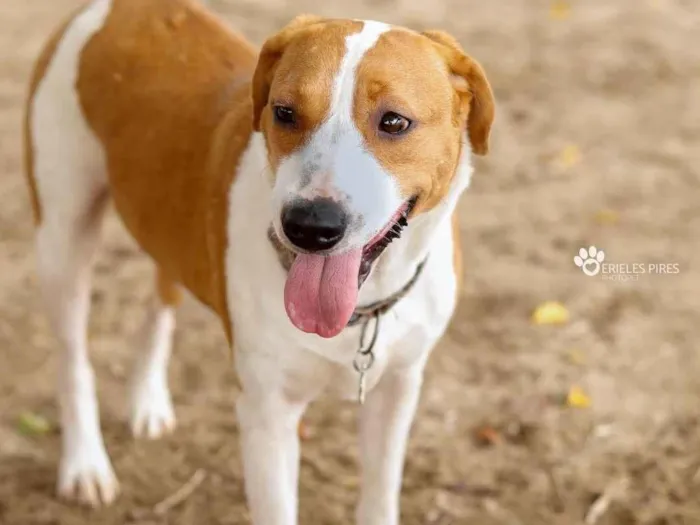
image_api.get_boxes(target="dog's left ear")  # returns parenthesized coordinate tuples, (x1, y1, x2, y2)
(422, 30, 495, 155)
(251, 14, 325, 131)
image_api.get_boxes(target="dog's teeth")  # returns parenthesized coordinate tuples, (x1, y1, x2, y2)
(391, 224, 402, 234)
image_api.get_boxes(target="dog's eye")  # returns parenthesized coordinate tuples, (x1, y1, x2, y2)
(274, 105, 296, 126)
(379, 112, 411, 135)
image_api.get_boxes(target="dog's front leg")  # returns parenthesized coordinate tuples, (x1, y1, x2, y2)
(236, 375, 305, 525)
(356, 366, 424, 525)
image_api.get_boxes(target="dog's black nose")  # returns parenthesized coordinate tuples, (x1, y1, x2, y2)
(281, 198, 347, 252)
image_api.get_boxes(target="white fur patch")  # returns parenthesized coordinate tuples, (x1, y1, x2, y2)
(31, 2, 112, 212)
(330, 21, 388, 117)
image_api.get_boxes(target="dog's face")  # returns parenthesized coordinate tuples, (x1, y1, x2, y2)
(251, 17, 495, 337)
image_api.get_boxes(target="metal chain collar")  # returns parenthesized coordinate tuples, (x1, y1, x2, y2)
(352, 313, 380, 404)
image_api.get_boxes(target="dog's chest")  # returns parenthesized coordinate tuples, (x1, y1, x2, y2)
(232, 285, 448, 401)
(227, 235, 457, 402)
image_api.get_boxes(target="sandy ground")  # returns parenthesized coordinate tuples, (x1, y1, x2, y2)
(1, 0, 699, 523)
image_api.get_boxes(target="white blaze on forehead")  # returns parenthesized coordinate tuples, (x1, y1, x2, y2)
(330, 20, 388, 122)
(273, 20, 405, 248)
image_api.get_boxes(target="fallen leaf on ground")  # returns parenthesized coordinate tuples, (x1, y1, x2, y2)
(17, 411, 52, 436)
(594, 209, 619, 225)
(648, 0, 669, 10)
(532, 301, 570, 325)
(567, 385, 592, 408)
(555, 144, 581, 169)
(298, 420, 313, 440)
(474, 425, 501, 447)
(566, 348, 586, 365)
(549, 0, 571, 20)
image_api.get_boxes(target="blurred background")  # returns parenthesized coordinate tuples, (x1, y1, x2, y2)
(0, 0, 698, 523)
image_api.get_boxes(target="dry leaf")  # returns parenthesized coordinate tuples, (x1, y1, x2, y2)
(567, 385, 591, 408)
(337, 474, 360, 489)
(532, 301, 570, 325)
(298, 420, 313, 441)
(17, 411, 52, 436)
(556, 144, 581, 169)
(549, 0, 571, 20)
(474, 425, 501, 447)
(648, 0, 669, 10)
(594, 209, 619, 225)
(566, 348, 586, 365)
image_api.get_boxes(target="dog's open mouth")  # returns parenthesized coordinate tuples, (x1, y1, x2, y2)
(282, 197, 417, 339)
(358, 196, 417, 286)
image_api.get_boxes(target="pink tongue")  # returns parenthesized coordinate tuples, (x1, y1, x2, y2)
(284, 249, 362, 338)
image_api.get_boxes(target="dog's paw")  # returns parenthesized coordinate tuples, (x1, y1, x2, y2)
(574, 245, 605, 276)
(58, 445, 119, 507)
(131, 375, 176, 439)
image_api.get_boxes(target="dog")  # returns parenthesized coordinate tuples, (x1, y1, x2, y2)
(23, 0, 494, 522)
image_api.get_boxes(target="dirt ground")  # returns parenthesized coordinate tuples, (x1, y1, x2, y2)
(0, 0, 698, 523)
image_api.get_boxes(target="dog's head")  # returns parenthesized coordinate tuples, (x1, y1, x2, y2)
(251, 16, 495, 337)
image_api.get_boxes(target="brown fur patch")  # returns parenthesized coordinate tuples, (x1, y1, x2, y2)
(75, 0, 258, 343)
(156, 270, 184, 307)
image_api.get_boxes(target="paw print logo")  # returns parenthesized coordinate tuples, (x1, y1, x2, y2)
(574, 246, 605, 276)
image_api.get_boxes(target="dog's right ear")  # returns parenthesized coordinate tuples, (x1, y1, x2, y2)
(251, 15, 324, 131)
(421, 30, 495, 156)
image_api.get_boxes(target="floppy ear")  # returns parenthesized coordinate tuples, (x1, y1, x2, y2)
(421, 30, 495, 155)
(251, 14, 324, 131)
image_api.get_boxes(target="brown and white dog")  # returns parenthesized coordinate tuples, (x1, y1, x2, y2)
(24, 0, 494, 522)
